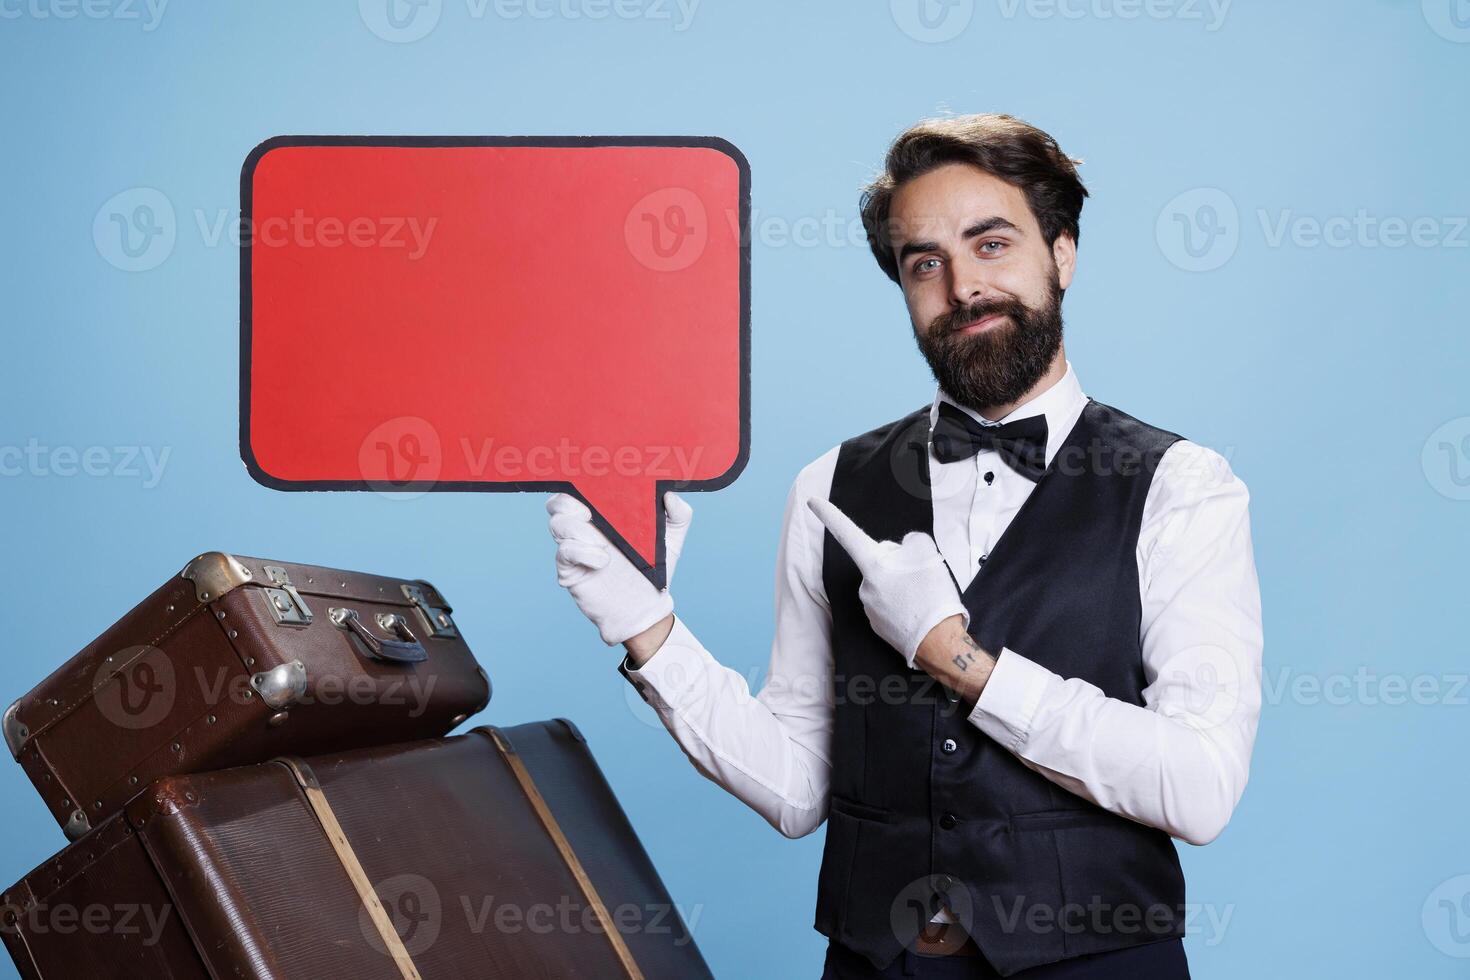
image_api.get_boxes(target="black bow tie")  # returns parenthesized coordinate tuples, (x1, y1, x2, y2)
(931, 402, 1049, 481)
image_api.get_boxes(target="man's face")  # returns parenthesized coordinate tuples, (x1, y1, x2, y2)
(888, 162, 1077, 411)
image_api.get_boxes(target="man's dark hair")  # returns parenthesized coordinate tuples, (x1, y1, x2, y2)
(859, 113, 1089, 284)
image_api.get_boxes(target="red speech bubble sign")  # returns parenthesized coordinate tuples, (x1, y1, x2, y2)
(241, 137, 750, 588)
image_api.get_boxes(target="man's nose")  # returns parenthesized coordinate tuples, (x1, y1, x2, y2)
(949, 264, 995, 308)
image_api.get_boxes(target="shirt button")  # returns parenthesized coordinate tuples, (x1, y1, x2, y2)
(939, 813, 958, 830)
(978, 554, 988, 566)
(941, 738, 958, 754)
(932, 874, 956, 894)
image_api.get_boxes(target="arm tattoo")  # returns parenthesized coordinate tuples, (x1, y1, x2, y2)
(950, 631, 984, 672)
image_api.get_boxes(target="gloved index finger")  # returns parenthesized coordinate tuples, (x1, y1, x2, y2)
(806, 496, 876, 566)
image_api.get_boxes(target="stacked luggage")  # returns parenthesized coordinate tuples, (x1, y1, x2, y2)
(0, 553, 711, 979)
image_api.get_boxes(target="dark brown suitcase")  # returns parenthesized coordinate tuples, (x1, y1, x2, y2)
(1, 720, 712, 980)
(5, 552, 491, 840)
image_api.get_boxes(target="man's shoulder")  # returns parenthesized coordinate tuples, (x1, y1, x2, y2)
(1081, 398, 1187, 456)
(1151, 438, 1249, 507)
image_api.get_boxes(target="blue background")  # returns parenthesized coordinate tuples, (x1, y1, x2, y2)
(2, 2, 1468, 976)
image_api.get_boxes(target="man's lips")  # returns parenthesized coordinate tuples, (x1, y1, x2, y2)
(953, 313, 1008, 336)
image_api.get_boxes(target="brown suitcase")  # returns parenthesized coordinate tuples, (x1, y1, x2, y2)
(4, 552, 491, 840)
(1, 720, 713, 980)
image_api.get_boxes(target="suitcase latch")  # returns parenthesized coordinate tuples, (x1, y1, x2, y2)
(263, 565, 314, 627)
(402, 583, 458, 638)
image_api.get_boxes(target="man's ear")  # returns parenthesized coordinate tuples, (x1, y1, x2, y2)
(1052, 233, 1077, 291)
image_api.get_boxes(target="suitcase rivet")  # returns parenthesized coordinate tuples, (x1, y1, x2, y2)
(184, 792, 196, 803)
(273, 596, 290, 612)
(245, 657, 255, 666)
(268, 711, 290, 727)
(129, 776, 139, 785)
(171, 742, 182, 752)
(243, 689, 254, 699)
(167, 605, 175, 613)
(229, 629, 239, 639)
(206, 714, 217, 725)
(93, 801, 102, 810)
(306, 577, 314, 584)
(60, 800, 69, 808)
(217, 610, 227, 620)
(42, 773, 50, 781)
(201, 592, 211, 601)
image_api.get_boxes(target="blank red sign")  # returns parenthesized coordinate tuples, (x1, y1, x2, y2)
(241, 137, 750, 587)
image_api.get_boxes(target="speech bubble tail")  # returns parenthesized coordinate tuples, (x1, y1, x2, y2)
(572, 476, 666, 590)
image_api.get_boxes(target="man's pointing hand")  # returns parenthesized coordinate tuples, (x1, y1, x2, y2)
(806, 497, 970, 669)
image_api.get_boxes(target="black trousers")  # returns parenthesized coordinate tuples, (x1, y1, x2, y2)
(819, 938, 1190, 979)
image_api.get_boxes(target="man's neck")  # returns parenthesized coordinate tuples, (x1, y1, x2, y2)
(975, 349, 1068, 421)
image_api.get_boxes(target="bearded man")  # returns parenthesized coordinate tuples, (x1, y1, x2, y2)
(547, 113, 1262, 980)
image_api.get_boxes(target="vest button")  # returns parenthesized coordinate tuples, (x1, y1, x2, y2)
(939, 813, 958, 830)
(941, 738, 958, 754)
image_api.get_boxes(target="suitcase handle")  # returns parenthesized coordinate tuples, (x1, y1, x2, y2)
(328, 607, 429, 664)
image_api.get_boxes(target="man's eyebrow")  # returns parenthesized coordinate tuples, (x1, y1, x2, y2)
(895, 216, 1022, 263)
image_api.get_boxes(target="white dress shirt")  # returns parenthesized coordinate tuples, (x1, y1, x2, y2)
(620, 362, 1263, 921)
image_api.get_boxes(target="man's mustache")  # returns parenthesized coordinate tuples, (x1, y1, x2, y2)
(932, 298, 1029, 336)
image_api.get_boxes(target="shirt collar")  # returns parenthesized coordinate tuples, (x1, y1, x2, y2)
(928, 361, 1087, 466)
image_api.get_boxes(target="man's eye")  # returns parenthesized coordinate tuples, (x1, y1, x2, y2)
(914, 257, 940, 273)
(979, 241, 1006, 255)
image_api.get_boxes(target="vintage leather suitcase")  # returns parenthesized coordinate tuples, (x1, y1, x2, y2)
(1, 720, 712, 980)
(4, 552, 491, 840)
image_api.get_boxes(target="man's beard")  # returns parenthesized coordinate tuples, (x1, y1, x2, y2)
(913, 273, 1064, 412)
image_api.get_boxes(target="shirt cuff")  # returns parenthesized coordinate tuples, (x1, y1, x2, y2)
(616, 615, 708, 711)
(967, 648, 1055, 752)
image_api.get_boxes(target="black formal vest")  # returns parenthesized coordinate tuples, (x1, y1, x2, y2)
(815, 398, 1187, 976)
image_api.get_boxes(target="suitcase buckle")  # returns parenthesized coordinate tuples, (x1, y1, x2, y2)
(402, 583, 458, 638)
(263, 565, 314, 627)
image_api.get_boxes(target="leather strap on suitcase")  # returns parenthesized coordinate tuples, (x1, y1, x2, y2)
(483, 726, 646, 980)
(275, 732, 645, 980)
(277, 756, 425, 980)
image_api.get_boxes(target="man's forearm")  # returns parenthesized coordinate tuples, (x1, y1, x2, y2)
(614, 615, 834, 839)
(912, 614, 997, 708)
(623, 613, 675, 666)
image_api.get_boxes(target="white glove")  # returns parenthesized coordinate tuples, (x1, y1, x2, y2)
(807, 497, 969, 668)
(547, 491, 693, 646)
